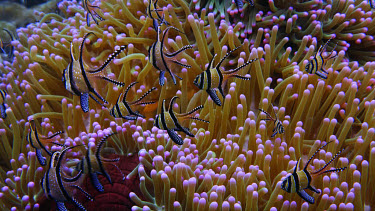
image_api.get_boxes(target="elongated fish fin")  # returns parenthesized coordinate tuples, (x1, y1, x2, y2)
(0, 104, 6, 119)
(88, 45, 127, 74)
(99, 76, 125, 87)
(124, 115, 138, 120)
(70, 196, 87, 211)
(206, 89, 221, 106)
(167, 128, 184, 145)
(35, 149, 47, 166)
(305, 141, 333, 171)
(89, 93, 106, 107)
(178, 126, 194, 137)
(80, 92, 90, 113)
(297, 189, 315, 204)
(56, 202, 68, 211)
(307, 185, 320, 194)
(90, 172, 104, 192)
(72, 184, 94, 201)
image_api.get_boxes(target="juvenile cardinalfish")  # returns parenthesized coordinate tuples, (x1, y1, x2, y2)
(234, 0, 254, 9)
(0, 89, 7, 119)
(305, 37, 337, 79)
(154, 96, 209, 145)
(75, 132, 124, 192)
(26, 119, 64, 166)
(62, 32, 126, 112)
(146, 0, 169, 31)
(110, 81, 157, 120)
(281, 141, 347, 204)
(258, 105, 284, 137)
(83, 0, 104, 26)
(148, 26, 193, 86)
(193, 46, 257, 106)
(41, 146, 93, 211)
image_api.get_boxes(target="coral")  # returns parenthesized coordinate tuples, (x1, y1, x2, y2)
(0, 0, 374, 210)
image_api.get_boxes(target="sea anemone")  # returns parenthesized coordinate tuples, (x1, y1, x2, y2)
(0, 0, 374, 210)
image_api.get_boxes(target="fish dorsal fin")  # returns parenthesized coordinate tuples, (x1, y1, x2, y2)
(29, 119, 37, 132)
(206, 54, 217, 71)
(70, 42, 76, 62)
(123, 82, 138, 104)
(294, 158, 300, 174)
(116, 93, 123, 105)
(79, 32, 95, 72)
(96, 132, 116, 159)
(216, 45, 242, 69)
(161, 99, 166, 113)
(168, 96, 179, 115)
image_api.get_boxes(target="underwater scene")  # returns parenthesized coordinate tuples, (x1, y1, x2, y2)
(0, 0, 374, 210)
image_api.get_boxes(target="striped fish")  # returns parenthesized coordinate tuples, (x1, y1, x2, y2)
(258, 105, 284, 137)
(27, 120, 64, 166)
(281, 141, 347, 204)
(148, 26, 193, 86)
(75, 132, 124, 192)
(146, 0, 169, 31)
(0, 89, 7, 119)
(305, 37, 337, 79)
(154, 96, 209, 145)
(193, 46, 257, 106)
(83, 0, 104, 26)
(41, 146, 93, 211)
(234, 0, 254, 9)
(0, 28, 14, 60)
(110, 81, 156, 120)
(62, 33, 126, 113)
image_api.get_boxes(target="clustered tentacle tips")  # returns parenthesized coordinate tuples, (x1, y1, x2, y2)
(0, 0, 374, 210)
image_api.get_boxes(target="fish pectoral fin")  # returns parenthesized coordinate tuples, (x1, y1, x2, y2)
(167, 128, 184, 145)
(176, 126, 194, 137)
(80, 93, 90, 113)
(297, 189, 315, 204)
(124, 115, 138, 120)
(206, 89, 222, 106)
(90, 172, 104, 192)
(307, 185, 320, 194)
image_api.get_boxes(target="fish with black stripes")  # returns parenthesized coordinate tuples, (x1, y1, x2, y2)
(193, 46, 257, 106)
(27, 119, 64, 166)
(41, 146, 93, 211)
(62, 32, 126, 113)
(154, 96, 209, 145)
(0, 28, 14, 60)
(83, 0, 104, 26)
(234, 0, 254, 9)
(258, 105, 284, 137)
(305, 37, 337, 79)
(148, 26, 193, 86)
(146, 0, 169, 31)
(110, 81, 157, 120)
(281, 141, 347, 204)
(0, 89, 7, 119)
(75, 132, 124, 192)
